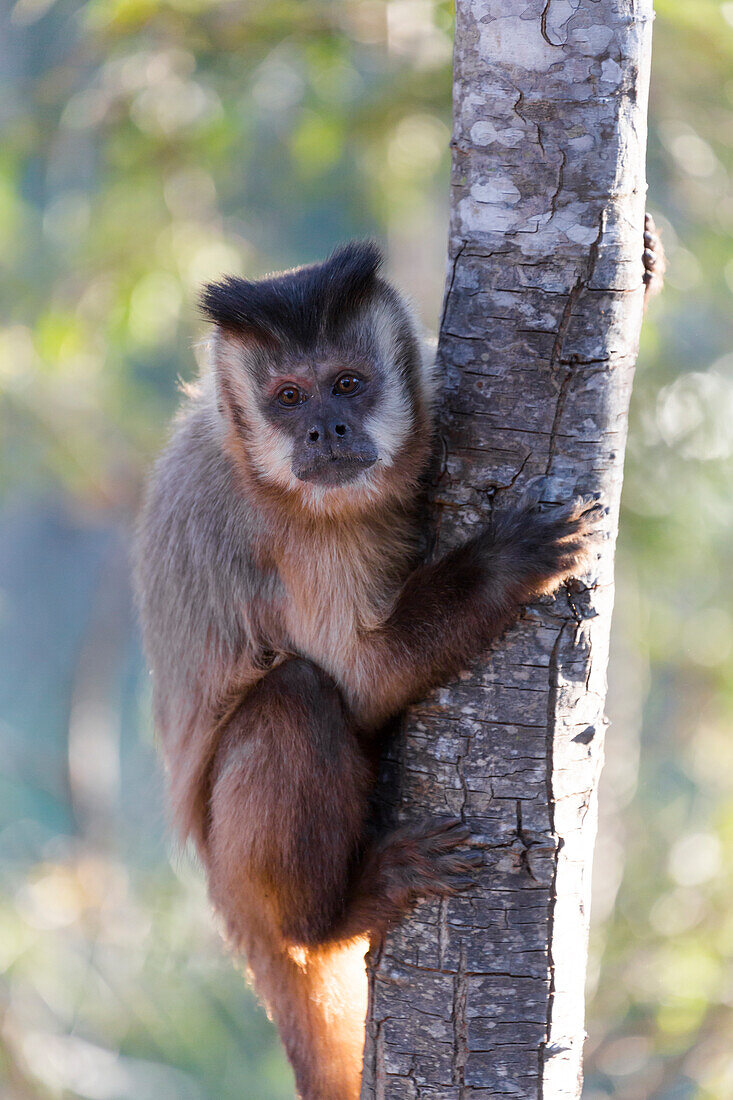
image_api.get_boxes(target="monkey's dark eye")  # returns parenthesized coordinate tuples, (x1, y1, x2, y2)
(333, 374, 362, 396)
(277, 385, 304, 407)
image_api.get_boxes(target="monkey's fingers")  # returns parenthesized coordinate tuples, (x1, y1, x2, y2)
(546, 495, 605, 534)
(414, 816, 472, 849)
(643, 212, 665, 300)
(376, 818, 481, 902)
(410, 850, 480, 899)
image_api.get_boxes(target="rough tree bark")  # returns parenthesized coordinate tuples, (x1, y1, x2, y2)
(361, 1, 654, 1097)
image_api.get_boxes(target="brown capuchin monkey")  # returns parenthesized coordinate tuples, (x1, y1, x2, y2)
(135, 241, 617, 1100)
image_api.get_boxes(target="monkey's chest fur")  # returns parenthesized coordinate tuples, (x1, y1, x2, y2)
(273, 521, 409, 697)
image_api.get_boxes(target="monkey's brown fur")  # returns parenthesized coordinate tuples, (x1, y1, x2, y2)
(134, 242, 620, 1099)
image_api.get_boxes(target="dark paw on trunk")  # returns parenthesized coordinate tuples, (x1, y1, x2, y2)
(643, 211, 665, 302)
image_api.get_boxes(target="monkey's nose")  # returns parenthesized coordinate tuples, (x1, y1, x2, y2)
(326, 418, 348, 441)
(307, 422, 348, 445)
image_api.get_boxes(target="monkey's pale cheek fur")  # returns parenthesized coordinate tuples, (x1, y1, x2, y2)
(134, 240, 602, 1100)
(253, 427, 296, 486)
(363, 389, 412, 468)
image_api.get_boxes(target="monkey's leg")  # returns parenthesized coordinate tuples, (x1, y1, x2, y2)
(205, 657, 477, 1099)
(205, 657, 371, 1100)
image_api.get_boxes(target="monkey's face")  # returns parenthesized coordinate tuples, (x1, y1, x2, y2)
(263, 358, 382, 488)
(213, 330, 418, 508)
(203, 242, 433, 509)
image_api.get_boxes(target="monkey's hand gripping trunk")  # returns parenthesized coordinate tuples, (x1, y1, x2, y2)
(345, 496, 603, 729)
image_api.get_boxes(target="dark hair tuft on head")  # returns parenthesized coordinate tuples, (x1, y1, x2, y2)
(200, 240, 384, 348)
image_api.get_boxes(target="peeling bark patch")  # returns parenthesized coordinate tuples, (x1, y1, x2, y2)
(572, 726, 596, 745)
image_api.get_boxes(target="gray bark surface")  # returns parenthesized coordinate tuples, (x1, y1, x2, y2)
(361, 2, 654, 1097)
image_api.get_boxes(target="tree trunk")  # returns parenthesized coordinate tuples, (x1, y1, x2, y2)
(361, 1, 654, 1097)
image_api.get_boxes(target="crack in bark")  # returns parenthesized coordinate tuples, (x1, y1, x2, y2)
(440, 240, 467, 331)
(364, 935, 386, 1100)
(439, 897, 450, 969)
(538, 621, 568, 1099)
(515, 799, 540, 882)
(477, 451, 531, 510)
(453, 944, 469, 1098)
(464, 249, 513, 260)
(377, 956, 548, 980)
(512, 87, 546, 154)
(456, 752, 470, 815)
(549, 150, 566, 222)
(540, 0, 561, 46)
(545, 367, 573, 476)
(545, 213, 606, 475)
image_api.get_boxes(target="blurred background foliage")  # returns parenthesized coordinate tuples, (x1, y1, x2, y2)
(0, 0, 732, 1097)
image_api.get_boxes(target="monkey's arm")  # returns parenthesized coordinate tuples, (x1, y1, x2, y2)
(346, 497, 601, 729)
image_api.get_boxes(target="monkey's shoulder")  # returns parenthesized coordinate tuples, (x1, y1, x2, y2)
(141, 406, 260, 557)
(136, 406, 283, 656)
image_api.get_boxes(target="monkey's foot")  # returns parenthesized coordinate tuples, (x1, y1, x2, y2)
(643, 212, 665, 301)
(367, 818, 481, 916)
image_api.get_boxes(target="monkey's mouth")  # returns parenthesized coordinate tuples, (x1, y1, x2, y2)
(292, 453, 377, 487)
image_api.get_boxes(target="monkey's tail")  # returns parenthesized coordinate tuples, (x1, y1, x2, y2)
(243, 922, 369, 1100)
